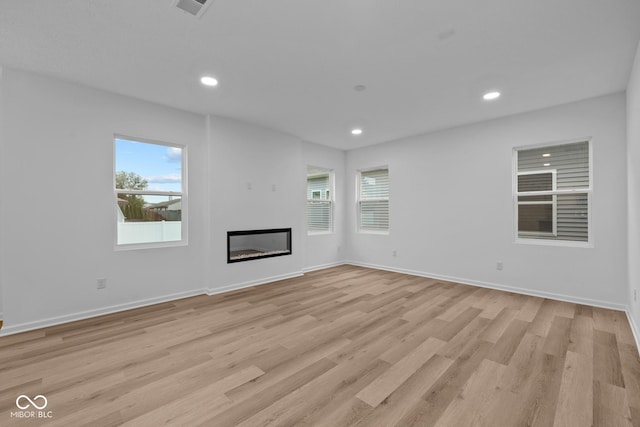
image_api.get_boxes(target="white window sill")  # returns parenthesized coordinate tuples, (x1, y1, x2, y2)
(115, 240, 188, 251)
(358, 230, 390, 235)
(308, 231, 334, 236)
(514, 238, 593, 249)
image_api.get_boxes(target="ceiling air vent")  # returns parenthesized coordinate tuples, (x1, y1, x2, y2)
(175, 0, 212, 17)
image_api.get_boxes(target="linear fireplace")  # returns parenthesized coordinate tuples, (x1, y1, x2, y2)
(227, 228, 292, 263)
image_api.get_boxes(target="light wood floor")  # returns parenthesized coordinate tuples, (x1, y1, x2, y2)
(1, 265, 639, 426)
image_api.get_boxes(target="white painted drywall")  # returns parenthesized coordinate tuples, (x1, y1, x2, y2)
(346, 93, 628, 308)
(628, 41, 640, 333)
(0, 66, 4, 321)
(0, 64, 632, 335)
(206, 115, 307, 292)
(0, 67, 348, 334)
(0, 68, 208, 332)
(302, 141, 346, 270)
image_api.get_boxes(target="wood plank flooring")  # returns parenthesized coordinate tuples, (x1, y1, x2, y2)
(1, 265, 639, 426)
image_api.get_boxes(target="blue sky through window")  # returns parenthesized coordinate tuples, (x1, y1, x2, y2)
(115, 138, 182, 193)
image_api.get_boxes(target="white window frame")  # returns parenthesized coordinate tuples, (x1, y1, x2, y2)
(114, 134, 188, 250)
(513, 138, 593, 248)
(307, 167, 334, 235)
(357, 166, 390, 234)
(517, 169, 557, 238)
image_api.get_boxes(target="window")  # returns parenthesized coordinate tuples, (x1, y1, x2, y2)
(515, 140, 590, 244)
(307, 167, 333, 233)
(114, 136, 186, 247)
(518, 170, 557, 236)
(358, 167, 389, 233)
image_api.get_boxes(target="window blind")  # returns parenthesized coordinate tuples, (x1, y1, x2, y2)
(307, 174, 332, 232)
(359, 168, 389, 232)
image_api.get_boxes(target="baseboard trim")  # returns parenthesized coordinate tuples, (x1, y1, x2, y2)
(1, 262, 634, 349)
(205, 271, 304, 296)
(346, 261, 628, 312)
(626, 310, 640, 356)
(0, 270, 307, 337)
(0, 289, 204, 337)
(302, 262, 346, 273)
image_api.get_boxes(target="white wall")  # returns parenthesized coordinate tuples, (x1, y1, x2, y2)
(206, 115, 307, 292)
(0, 64, 632, 335)
(301, 141, 346, 270)
(0, 66, 4, 320)
(628, 41, 640, 334)
(0, 68, 208, 334)
(0, 67, 347, 334)
(346, 93, 629, 308)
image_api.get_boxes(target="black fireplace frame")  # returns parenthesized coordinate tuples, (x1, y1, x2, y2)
(227, 228, 292, 263)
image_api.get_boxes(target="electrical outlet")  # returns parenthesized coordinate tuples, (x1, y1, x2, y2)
(97, 278, 106, 290)
(392, 250, 397, 257)
(496, 261, 503, 271)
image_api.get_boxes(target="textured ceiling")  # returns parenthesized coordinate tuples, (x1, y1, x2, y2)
(1, 0, 639, 149)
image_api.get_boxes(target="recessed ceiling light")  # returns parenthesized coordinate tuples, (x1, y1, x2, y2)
(542, 153, 551, 157)
(200, 76, 218, 87)
(544, 163, 551, 167)
(351, 128, 363, 135)
(483, 91, 500, 101)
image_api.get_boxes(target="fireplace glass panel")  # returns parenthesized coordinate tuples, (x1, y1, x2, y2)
(227, 228, 292, 263)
